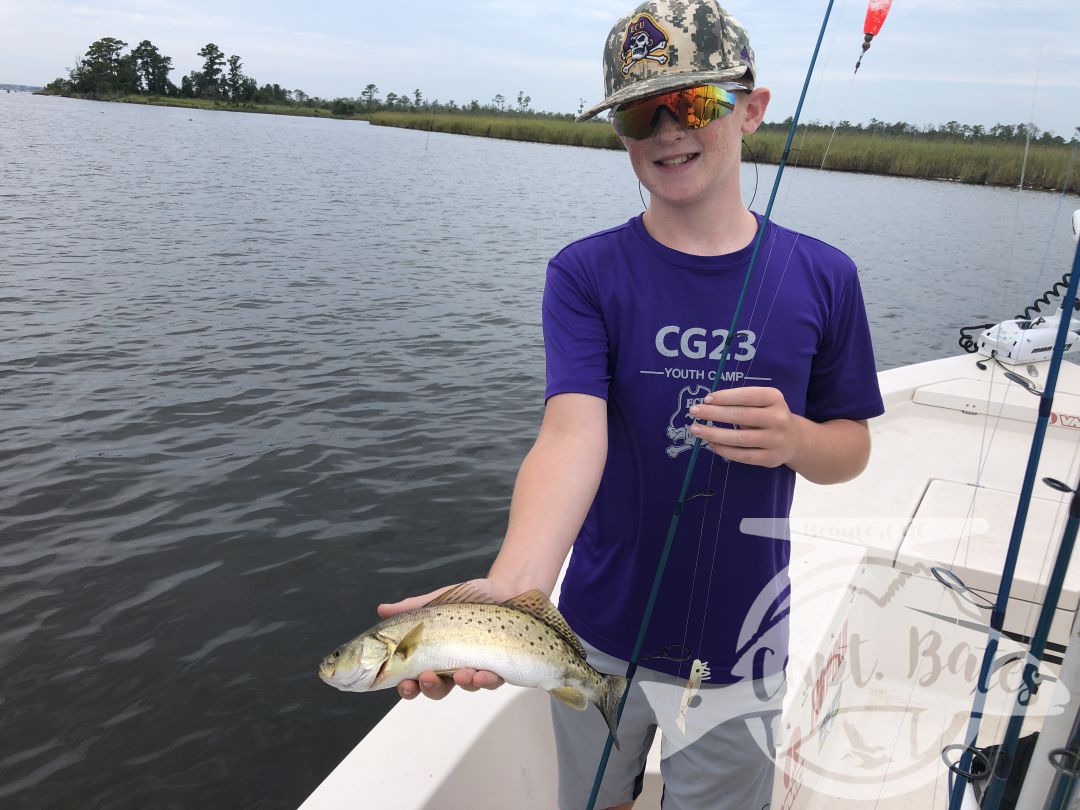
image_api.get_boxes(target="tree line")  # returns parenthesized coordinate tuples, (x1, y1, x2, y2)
(41, 37, 556, 118)
(46, 37, 300, 106)
(762, 117, 1077, 146)
(43, 37, 1076, 145)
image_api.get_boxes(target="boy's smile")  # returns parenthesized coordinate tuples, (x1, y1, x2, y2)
(655, 152, 699, 168)
(624, 108, 741, 208)
(619, 88, 770, 216)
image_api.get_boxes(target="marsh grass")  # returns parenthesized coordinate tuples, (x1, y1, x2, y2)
(747, 130, 1075, 191)
(370, 112, 1077, 192)
(116, 95, 357, 119)
(370, 112, 620, 150)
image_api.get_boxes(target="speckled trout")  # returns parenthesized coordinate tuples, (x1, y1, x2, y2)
(319, 582, 626, 747)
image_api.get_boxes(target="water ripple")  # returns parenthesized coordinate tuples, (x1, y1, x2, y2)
(1, 92, 1076, 809)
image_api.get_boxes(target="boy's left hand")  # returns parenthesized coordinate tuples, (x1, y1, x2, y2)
(688, 387, 801, 469)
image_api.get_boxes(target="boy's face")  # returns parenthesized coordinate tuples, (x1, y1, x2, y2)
(618, 86, 770, 209)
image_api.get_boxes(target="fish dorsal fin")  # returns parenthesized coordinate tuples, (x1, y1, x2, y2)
(502, 590, 588, 661)
(427, 582, 499, 607)
(394, 622, 424, 661)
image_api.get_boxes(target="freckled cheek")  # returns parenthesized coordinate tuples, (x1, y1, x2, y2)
(625, 144, 652, 174)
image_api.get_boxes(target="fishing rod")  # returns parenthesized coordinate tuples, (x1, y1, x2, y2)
(1042, 697, 1080, 809)
(976, 235, 1080, 810)
(946, 235, 1080, 810)
(583, 2, 839, 807)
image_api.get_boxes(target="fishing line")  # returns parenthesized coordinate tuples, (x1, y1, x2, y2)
(1018, 141, 1080, 324)
(681, 1, 862, 674)
(673, 178, 793, 683)
(990, 13, 1051, 348)
(962, 143, 1079, 353)
(947, 238, 1080, 810)
(787, 0, 847, 175)
(981, 388, 1080, 809)
(673, 448, 720, 689)
(925, 313, 1076, 804)
(685, 233, 799, 660)
(819, 71, 857, 170)
(763, 59, 1071, 809)
(876, 358, 1078, 807)
(669, 134, 800, 690)
(669, 222, 796, 729)
(669, 0, 860, 733)
(946, 19, 1073, 805)
(1021, 423, 1080, 647)
(1018, 10, 1047, 194)
(650, 98, 785, 707)
(583, 5, 840, 807)
(730, 4, 1051, 800)
(867, 366, 1055, 808)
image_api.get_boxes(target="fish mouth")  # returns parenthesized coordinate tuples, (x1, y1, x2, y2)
(319, 664, 371, 691)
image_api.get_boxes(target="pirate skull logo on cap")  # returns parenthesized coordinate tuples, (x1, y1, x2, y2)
(578, 0, 756, 122)
(622, 12, 670, 75)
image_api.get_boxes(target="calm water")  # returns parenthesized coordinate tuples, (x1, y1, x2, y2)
(0, 93, 1076, 809)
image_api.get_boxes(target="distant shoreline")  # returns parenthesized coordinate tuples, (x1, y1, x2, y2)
(32, 94, 1077, 192)
(368, 112, 1077, 193)
(37, 91, 359, 120)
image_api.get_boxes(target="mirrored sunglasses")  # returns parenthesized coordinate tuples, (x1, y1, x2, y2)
(611, 85, 744, 140)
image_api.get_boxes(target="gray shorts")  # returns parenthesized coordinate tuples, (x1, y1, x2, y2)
(551, 640, 785, 810)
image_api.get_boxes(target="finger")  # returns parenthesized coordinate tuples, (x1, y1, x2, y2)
(417, 670, 455, 700)
(472, 670, 505, 690)
(693, 424, 769, 449)
(689, 403, 771, 429)
(398, 679, 421, 699)
(378, 584, 455, 619)
(453, 668, 481, 692)
(453, 668, 504, 691)
(703, 386, 780, 408)
(705, 443, 774, 466)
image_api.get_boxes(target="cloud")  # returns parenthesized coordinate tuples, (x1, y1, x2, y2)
(2, 0, 1077, 130)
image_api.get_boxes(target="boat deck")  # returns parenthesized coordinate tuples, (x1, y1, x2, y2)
(780, 355, 1080, 809)
(302, 354, 1080, 809)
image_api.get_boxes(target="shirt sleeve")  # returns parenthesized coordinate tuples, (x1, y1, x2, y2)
(804, 268, 885, 423)
(542, 253, 610, 401)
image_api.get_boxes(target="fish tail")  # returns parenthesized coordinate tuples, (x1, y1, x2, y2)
(595, 673, 628, 751)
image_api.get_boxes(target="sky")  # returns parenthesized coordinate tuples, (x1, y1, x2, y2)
(2, 0, 1078, 138)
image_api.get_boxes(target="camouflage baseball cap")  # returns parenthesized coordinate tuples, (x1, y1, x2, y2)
(577, 0, 755, 122)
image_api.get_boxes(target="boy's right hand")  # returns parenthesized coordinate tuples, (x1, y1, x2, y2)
(377, 578, 508, 700)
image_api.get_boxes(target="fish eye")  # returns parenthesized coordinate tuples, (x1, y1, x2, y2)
(332, 648, 342, 659)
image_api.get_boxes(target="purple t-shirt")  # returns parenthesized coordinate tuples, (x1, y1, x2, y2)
(544, 214, 884, 683)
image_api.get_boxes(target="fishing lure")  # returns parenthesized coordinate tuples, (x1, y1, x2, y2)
(675, 658, 711, 733)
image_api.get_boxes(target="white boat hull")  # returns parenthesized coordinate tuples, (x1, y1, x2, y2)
(304, 354, 1080, 809)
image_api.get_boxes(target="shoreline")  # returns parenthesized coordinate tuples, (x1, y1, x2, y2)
(368, 112, 1077, 193)
(31, 94, 1076, 192)
(36, 90, 371, 121)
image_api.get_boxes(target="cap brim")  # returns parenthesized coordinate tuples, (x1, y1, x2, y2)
(576, 66, 752, 123)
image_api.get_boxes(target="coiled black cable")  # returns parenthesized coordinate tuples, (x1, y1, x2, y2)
(958, 322, 997, 353)
(1015, 270, 1080, 322)
(957, 271, 1076, 353)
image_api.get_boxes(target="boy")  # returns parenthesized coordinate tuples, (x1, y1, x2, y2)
(379, 1, 884, 807)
